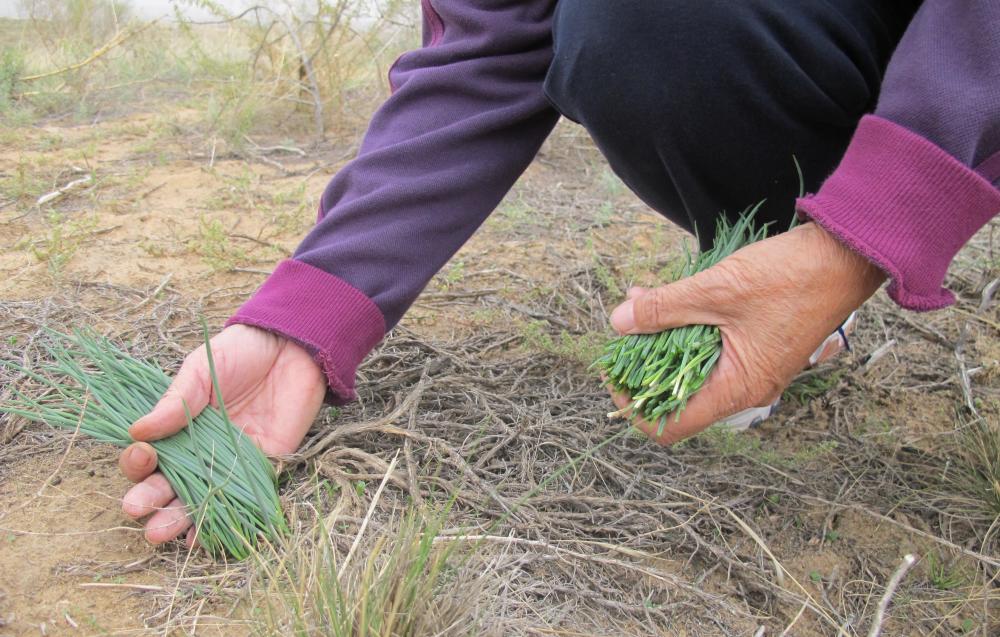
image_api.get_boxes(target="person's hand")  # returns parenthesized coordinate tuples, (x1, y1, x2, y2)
(117, 324, 326, 546)
(607, 222, 885, 445)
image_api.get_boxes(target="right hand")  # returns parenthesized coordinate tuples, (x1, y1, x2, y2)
(117, 324, 327, 546)
(605, 222, 883, 445)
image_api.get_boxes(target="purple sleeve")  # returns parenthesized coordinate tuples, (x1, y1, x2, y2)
(797, 1, 1000, 311)
(228, 0, 558, 402)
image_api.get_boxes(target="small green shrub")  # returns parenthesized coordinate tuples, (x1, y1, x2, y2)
(0, 46, 24, 109)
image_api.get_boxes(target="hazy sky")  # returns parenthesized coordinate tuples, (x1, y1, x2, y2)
(0, 1, 321, 20)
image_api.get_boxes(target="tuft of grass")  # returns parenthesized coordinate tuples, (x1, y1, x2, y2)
(250, 502, 491, 637)
(693, 426, 839, 469)
(784, 369, 843, 406)
(1, 327, 286, 559)
(925, 553, 966, 591)
(586, 239, 623, 298)
(0, 46, 23, 109)
(267, 182, 313, 235)
(28, 212, 98, 277)
(0, 156, 52, 203)
(440, 260, 465, 289)
(599, 168, 625, 198)
(492, 198, 538, 234)
(521, 320, 606, 367)
(593, 201, 615, 227)
(189, 216, 247, 271)
(594, 205, 768, 434)
(952, 414, 1000, 519)
(204, 69, 264, 151)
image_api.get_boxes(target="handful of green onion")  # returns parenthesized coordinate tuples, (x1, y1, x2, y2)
(1, 328, 286, 559)
(594, 205, 769, 436)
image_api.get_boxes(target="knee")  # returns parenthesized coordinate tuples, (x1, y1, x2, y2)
(544, 1, 742, 128)
(544, 0, 875, 131)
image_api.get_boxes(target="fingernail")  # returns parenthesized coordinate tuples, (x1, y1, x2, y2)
(134, 445, 152, 468)
(126, 444, 145, 467)
(122, 494, 144, 517)
(122, 482, 148, 517)
(127, 419, 144, 440)
(122, 495, 138, 517)
(610, 300, 636, 334)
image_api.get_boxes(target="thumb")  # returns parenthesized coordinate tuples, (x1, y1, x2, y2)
(610, 273, 721, 335)
(625, 286, 649, 300)
(129, 348, 212, 442)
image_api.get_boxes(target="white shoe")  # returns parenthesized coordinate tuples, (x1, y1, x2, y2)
(711, 311, 857, 431)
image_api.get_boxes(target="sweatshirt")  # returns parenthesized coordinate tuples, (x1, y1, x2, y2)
(227, 0, 1000, 404)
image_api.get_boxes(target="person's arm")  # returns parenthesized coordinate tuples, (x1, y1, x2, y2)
(118, 1, 559, 546)
(797, 0, 1000, 310)
(227, 0, 560, 402)
(609, 1, 1000, 444)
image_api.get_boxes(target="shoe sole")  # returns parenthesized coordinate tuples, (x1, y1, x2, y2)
(711, 311, 857, 432)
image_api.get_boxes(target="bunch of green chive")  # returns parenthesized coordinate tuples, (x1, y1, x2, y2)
(1, 326, 286, 559)
(594, 204, 769, 437)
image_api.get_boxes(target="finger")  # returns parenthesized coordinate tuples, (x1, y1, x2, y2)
(129, 348, 211, 442)
(610, 274, 720, 335)
(607, 386, 631, 412)
(633, 409, 709, 446)
(144, 497, 192, 544)
(122, 472, 175, 519)
(606, 384, 649, 423)
(119, 442, 158, 482)
(185, 526, 200, 550)
(606, 387, 662, 438)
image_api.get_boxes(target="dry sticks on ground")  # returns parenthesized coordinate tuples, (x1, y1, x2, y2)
(2, 263, 998, 634)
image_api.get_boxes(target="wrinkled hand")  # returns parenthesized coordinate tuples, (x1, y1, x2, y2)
(118, 324, 326, 546)
(607, 222, 885, 445)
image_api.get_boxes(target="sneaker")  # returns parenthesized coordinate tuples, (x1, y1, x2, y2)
(711, 311, 856, 431)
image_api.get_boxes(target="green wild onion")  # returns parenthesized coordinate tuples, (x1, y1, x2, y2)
(594, 204, 769, 436)
(1, 326, 286, 559)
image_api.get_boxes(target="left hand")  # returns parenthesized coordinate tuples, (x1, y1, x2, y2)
(606, 221, 885, 445)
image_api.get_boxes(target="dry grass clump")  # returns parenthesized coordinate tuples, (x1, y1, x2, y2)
(924, 412, 1000, 547)
(3, 236, 1000, 634)
(250, 499, 494, 637)
(955, 414, 1000, 520)
(3, 0, 417, 142)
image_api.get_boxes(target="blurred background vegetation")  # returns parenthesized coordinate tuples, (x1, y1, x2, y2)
(1, 0, 417, 148)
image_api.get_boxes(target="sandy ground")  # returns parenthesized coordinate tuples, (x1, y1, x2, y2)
(1, 88, 998, 636)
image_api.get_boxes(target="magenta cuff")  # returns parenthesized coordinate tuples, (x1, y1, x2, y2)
(227, 259, 386, 404)
(798, 115, 1000, 311)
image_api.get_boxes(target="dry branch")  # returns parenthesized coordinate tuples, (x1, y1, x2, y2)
(35, 175, 93, 206)
(18, 22, 155, 84)
(867, 554, 917, 637)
